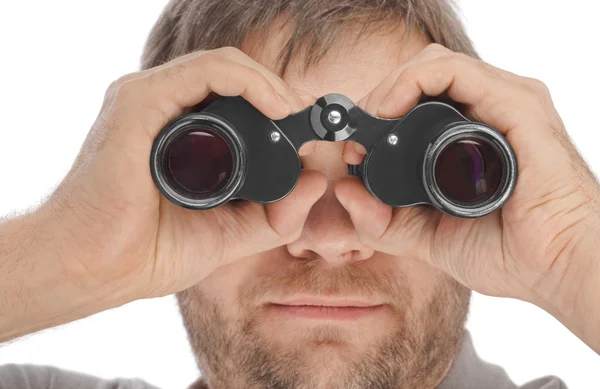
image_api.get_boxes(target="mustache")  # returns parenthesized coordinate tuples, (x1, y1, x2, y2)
(240, 258, 412, 307)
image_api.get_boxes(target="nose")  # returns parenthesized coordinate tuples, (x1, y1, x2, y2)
(286, 185, 375, 266)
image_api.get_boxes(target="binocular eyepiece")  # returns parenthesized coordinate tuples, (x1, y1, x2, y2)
(150, 94, 517, 218)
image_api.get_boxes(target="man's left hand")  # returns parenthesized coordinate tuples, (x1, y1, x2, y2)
(336, 43, 600, 352)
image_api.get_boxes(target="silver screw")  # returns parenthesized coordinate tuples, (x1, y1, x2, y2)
(328, 110, 342, 125)
(270, 131, 281, 143)
(388, 134, 399, 146)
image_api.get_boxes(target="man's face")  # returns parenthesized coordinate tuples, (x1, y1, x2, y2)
(178, 25, 470, 389)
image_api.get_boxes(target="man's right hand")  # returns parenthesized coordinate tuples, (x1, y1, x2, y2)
(1, 47, 326, 341)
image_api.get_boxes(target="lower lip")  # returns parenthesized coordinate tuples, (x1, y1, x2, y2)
(265, 304, 385, 320)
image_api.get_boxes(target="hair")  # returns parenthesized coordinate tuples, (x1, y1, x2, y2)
(141, 0, 478, 75)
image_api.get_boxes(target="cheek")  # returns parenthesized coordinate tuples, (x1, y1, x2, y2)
(193, 250, 292, 318)
(194, 255, 264, 314)
(194, 245, 455, 334)
(392, 257, 453, 309)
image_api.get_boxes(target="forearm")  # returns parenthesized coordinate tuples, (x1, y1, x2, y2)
(0, 205, 129, 342)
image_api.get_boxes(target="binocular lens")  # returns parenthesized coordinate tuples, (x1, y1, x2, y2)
(434, 137, 503, 205)
(424, 124, 516, 218)
(165, 126, 234, 198)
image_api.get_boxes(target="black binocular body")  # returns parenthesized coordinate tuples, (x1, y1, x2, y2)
(150, 94, 517, 218)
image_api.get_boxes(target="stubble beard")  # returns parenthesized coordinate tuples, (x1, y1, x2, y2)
(178, 261, 470, 389)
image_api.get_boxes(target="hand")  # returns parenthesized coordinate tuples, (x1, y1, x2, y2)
(336, 44, 600, 348)
(43, 47, 326, 302)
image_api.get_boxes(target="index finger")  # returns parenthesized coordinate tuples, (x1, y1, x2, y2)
(375, 48, 535, 135)
(112, 52, 292, 137)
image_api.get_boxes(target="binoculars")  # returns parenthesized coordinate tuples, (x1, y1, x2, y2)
(150, 94, 517, 218)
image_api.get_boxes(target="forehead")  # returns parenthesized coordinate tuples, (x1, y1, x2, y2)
(243, 22, 431, 102)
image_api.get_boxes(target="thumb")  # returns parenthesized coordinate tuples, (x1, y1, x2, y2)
(293, 88, 317, 108)
(219, 169, 328, 261)
(334, 176, 438, 260)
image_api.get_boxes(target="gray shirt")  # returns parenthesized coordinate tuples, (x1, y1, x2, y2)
(0, 333, 566, 389)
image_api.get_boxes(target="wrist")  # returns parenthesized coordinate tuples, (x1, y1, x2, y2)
(45, 187, 155, 299)
(0, 202, 139, 342)
(532, 216, 600, 352)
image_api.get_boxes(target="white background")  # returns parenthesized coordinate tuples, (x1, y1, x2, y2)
(0, 1, 599, 388)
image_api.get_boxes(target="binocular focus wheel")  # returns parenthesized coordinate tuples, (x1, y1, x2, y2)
(310, 94, 360, 141)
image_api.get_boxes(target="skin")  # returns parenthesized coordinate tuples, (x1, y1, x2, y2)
(177, 27, 470, 389)
(0, 19, 599, 389)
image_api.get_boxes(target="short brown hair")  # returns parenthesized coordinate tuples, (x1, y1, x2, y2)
(141, 0, 478, 74)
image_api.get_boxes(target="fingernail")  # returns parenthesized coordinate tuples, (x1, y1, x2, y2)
(377, 98, 394, 117)
(357, 98, 366, 110)
(293, 88, 314, 99)
(276, 92, 292, 112)
(292, 89, 316, 111)
(354, 143, 367, 155)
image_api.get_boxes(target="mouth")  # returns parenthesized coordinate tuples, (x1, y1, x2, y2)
(264, 295, 386, 321)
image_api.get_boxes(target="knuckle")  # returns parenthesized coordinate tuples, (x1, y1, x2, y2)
(215, 46, 243, 58)
(112, 79, 142, 103)
(450, 51, 474, 65)
(398, 66, 420, 83)
(425, 43, 449, 54)
(106, 74, 135, 99)
(428, 50, 464, 72)
(244, 67, 268, 87)
(526, 77, 550, 95)
(106, 79, 123, 96)
(197, 52, 221, 69)
(243, 65, 262, 79)
(456, 51, 475, 62)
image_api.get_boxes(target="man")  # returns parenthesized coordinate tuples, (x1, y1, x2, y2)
(0, 0, 597, 388)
